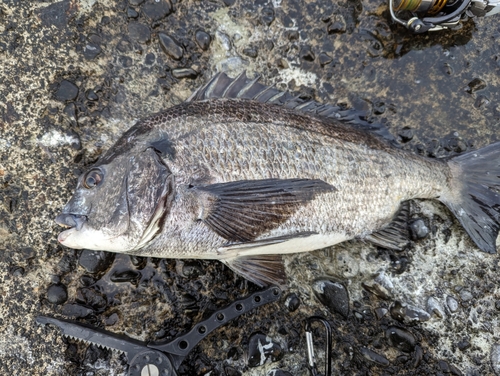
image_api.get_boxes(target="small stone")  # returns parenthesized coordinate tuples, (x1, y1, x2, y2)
(83, 42, 101, 60)
(243, 47, 258, 58)
(267, 370, 292, 376)
(110, 270, 141, 284)
(127, 7, 138, 18)
(142, 0, 172, 21)
(438, 360, 450, 373)
(172, 68, 198, 79)
(362, 281, 392, 300)
(284, 293, 300, 312)
(299, 45, 315, 62)
(61, 303, 93, 318)
(247, 332, 283, 367)
(195, 30, 211, 51)
(78, 250, 114, 274)
(327, 15, 346, 34)
(86, 89, 98, 101)
(158, 32, 183, 60)
(129, 0, 144, 5)
(63, 103, 77, 126)
(409, 218, 429, 240)
(77, 287, 107, 311)
(457, 340, 471, 351)
(399, 127, 414, 142)
(223, 0, 236, 6)
(182, 260, 203, 278)
(390, 301, 430, 324)
(447, 296, 459, 312)
(145, 52, 156, 65)
(427, 296, 445, 318)
(318, 52, 332, 66)
(460, 290, 473, 302)
(104, 312, 119, 326)
(55, 80, 79, 101)
(375, 307, 388, 319)
(47, 284, 68, 305)
(466, 78, 486, 94)
(360, 347, 390, 366)
(385, 326, 416, 353)
(373, 101, 386, 115)
(224, 366, 242, 376)
(312, 278, 349, 318)
(128, 22, 151, 43)
(261, 7, 275, 26)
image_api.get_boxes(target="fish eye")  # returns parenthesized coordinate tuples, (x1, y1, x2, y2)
(83, 169, 103, 189)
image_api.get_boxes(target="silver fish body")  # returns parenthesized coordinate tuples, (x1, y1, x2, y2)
(56, 73, 500, 286)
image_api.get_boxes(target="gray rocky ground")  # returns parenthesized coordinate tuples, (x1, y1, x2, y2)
(1, 0, 500, 375)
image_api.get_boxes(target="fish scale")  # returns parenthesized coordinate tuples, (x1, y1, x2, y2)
(55, 72, 500, 287)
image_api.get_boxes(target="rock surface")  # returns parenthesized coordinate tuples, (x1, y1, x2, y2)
(1, 0, 500, 375)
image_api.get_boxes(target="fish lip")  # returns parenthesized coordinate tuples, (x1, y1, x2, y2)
(58, 227, 76, 243)
(55, 213, 88, 231)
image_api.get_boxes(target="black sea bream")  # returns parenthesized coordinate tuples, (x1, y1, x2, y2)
(55, 72, 500, 286)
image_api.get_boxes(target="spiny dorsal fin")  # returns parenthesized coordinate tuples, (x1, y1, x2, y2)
(187, 71, 396, 143)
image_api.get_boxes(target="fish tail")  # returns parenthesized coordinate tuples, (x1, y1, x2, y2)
(442, 142, 500, 253)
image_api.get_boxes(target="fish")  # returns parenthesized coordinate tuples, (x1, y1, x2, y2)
(55, 72, 500, 287)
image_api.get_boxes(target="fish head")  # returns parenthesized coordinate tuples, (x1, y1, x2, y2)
(56, 147, 174, 252)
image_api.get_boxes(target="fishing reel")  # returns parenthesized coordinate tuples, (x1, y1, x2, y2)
(389, 0, 500, 32)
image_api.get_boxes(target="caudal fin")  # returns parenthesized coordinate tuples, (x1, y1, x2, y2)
(443, 142, 500, 254)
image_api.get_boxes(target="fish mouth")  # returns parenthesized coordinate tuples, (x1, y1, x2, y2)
(55, 213, 88, 243)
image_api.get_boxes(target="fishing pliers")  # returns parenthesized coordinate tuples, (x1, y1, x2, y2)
(37, 286, 282, 376)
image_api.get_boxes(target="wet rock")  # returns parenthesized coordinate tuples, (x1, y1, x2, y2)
(83, 42, 101, 60)
(247, 332, 283, 367)
(284, 293, 300, 312)
(261, 7, 275, 26)
(127, 7, 138, 18)
(299, 45, 315, 62)
(78, 250, 114, 274)
(145, 52, 156, 65)
(63, 102, 77, 126)
(224, 366, 242, 376)
(158, 32, 183, 60)
(457, 339, 471, 351)
(55, 80, 78, 101)
(267, 370, 292, 376)
(223, 0, 236, 6)
(466, 78, 486, 93)
(362, 279, 392, 300)
(318, 52, 333, 66)
(447, 296, 459, 312)
(46, 284, 68, 305)
(243, 46, 258, 58)
(77, 287, 107, 311)
(172, 68, 198, 79)
(427, 296, 445, 318)
(492, 344, 500, 376)
(460, 290, 473, 302)
(216, 31, 232, 51)
(390, 301, 430, 324)
(85, 89, 98, 101)
(195, 30, 211, 51)
(360, 347, 390, 366)
(312, 278, 350, 318)
(399, 127, 414, 142)
(142, 0, 172, 21)
(409, 218, 429, 240)
(375, 307, 388, 319)
(129, 0, 144, 5)
(61, 303, 93, 318)
(327, 15, 347, 34)
(110, 270, 141, 284)
(385, 326, 416, 353)
(128, 22, 151, 43)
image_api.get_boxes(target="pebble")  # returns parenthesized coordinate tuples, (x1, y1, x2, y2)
(492, 344, 500, 376)
(327, 15, 346, 34)
(128, 22, 151, 43)
(55, 80, 78, 101)
(158, 32, 183, 60)
(46, 284, 68, 305)
(460, 290, 473, 302)
(61, 303, 93, 318)
(457, 339, 471, 351)
(142, 0, 172, 21)
(129, 0, 144, 5)
(104, 312, 119, 326)
(312, 278, 349, 318)
(77, 287, 107, 311)
(390, 301, 430, 324)
(374, 307, 388, 320)
(223, 0, 236, 6)
(267, 370, 292, 376)
(78, 250, 114, 274)
(284, 293, 300, 312)
(446, 296, 459, 312)
(83, 42, 101, 60)
(261, 7, 275, 26)
(362, 281, 392, 300)
(247, 332, 283, 367)
(385, 326, 416, 353)
(243, 47, 258, 58)
(63, 103, 77, 126)
(409, 218, 429, 240)
(110, 270, 141, 284)
(224, 366, 242, 376)
(466, 78, 486, 93)
(172, 68, 198, 79)
(399, 127, 414, 142)
(127, 7, 138, 18)
(360, 347, 390, 366)
(85, 89, 98, 101)
(426, 296, 445, 318)
(299, 45, 315, 62)
(318, 52, 333, 66)
(195, 30, 211, 51)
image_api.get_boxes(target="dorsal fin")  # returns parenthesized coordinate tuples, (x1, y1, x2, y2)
(187, 71, 396, 143)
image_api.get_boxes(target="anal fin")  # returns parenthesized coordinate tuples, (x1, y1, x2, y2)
(223, 254, 286, 288)
(365, 201, 410, 250)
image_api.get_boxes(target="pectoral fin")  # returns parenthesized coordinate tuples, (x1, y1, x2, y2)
(223, 254, 286, 287)
(191, 178, 335, 242)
